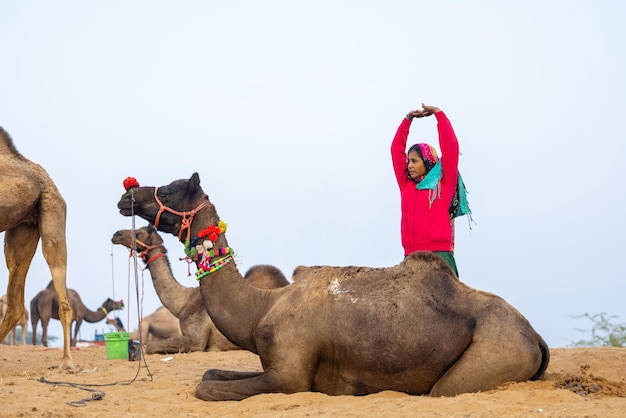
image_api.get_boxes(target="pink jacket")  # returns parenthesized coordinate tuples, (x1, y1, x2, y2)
(391, 112, 459, 255)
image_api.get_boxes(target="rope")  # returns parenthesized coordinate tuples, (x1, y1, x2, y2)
(33, 188, 155, 407)
(110, 243, 116, 307)
(129, 189, 153, 378)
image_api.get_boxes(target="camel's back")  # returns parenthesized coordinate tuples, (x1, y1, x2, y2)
(149, 307, 182, 335)
(0, 128, 65, 230)
(286, 252, 474, 334)
(290, 252, 462, 301)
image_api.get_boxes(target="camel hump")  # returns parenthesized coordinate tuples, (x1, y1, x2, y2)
(244, 264, 289, 289)
(0, 127, 28, 161)
(403, 251, 458, 275)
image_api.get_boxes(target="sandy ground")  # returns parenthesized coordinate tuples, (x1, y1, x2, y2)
(0, 344, 624, 417)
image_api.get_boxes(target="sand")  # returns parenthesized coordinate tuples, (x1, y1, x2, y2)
(0, 344, 624, 417)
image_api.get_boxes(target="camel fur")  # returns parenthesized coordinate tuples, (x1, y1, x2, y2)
(117, 172, 549, 401)
(0, 294, 29, 345)
(30, 283, 124, 347)
(111, 225, 289, 353)
(106, 309, 182, 343)
(0, 127, 74, 368)
(130, 307, 182, 342)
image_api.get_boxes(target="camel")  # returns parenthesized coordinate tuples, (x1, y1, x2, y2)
(30, 283, 124, 347)
(0, 127, 73, 368)
(105, 317, 125, 332)
(111, 225, 289, 353)
(117, 173, 549, 401)
(0, 294, 29, 345)
(130, 307, 182, 342)
(106, 310, 182, 343)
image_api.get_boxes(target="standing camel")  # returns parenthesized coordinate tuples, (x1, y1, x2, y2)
(111, 225, 289, 353)
(30, 284, 124, 347)
(0, 294, 29, 345)
(0, 127, 73, 368)
(117, 173, 549, 401)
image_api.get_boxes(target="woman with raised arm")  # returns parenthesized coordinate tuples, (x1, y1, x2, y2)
(391, 103, 471, 277)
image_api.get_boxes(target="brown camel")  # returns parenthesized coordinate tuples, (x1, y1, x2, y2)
(30, 284, 124, 347)
(130, 306, 182, 342)
(0, 294, 29, 345)
(0, 127, 73, 368)
(117, 173, 549, 401)
(105, 317, 126, 332)
(111, 225, 289, 353)
(106, 309, 182, 343)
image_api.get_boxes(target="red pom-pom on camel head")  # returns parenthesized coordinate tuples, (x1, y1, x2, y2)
(123, 177, 140, 191)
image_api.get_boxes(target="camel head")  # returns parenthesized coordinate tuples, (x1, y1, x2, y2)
(111, 225, 164, 251)
(117, 173, 218, 241)
(106, 317, 125, 331)
(101, 298, 125, 314)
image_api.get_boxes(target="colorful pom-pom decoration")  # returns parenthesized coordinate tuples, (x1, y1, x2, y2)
(123, 177, 140, 191)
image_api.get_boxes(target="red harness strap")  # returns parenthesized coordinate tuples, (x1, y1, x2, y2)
(152, 187, 210, 242)
(133, 238, 165, 266)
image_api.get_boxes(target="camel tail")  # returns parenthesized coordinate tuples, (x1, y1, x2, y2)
(530, 338, 550, 381)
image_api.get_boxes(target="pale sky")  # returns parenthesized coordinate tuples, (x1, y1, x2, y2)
(1, 1, 624, 348)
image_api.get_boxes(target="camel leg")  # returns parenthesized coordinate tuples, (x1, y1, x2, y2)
(196, 371, 288, 401)
(41, 316, 50, 347)
(429, 329, 544, 396)
(202, 369, 263, 382)
(0, 225, 38, 344)
(195, 345, 316, 401)
(20, 323, 26, 345)
(72, 319, 82, 347)
(39, 202, 73, 369)
(145, 336, 193, 354)
(31, 309, 39, 345)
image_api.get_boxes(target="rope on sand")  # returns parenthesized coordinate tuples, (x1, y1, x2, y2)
(32, 190, 154, 407)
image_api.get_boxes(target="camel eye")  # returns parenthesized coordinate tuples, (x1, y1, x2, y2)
(158, 189, 170, 201)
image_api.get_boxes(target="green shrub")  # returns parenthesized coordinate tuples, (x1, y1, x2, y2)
(569, 312, 626, 347)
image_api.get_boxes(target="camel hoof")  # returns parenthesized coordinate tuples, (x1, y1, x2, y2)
(61, 361, 75, 371)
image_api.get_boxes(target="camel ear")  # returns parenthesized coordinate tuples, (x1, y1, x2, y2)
(189, 173, 201, 193)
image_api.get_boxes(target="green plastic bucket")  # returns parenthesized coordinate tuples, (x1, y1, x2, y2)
(104, 332, 129, 360)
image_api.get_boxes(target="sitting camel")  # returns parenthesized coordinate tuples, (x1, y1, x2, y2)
(0, 127, 73, 368)
(131, 307, 182, 342)
(106, 310, 182, 343)
(0, 294, 29, 345)
(117, 173, 549, 401)
(105, 317, 125, 331)
(30, 283, 124, 347)
(111, 225, 289, 353)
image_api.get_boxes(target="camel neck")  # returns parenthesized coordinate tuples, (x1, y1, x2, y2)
(198, 261, 273, 353)
(83, 305, 109, 323)
(142, 246, 194, 317)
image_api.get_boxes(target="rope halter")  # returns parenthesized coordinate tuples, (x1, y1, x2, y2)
(133, 237, 166, 266)
(152, 187, 210, 242)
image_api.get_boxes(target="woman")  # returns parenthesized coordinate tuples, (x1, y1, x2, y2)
(391, 103, 470, 276)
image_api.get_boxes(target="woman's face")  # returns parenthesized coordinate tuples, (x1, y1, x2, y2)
(407, 150, 427, 179)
